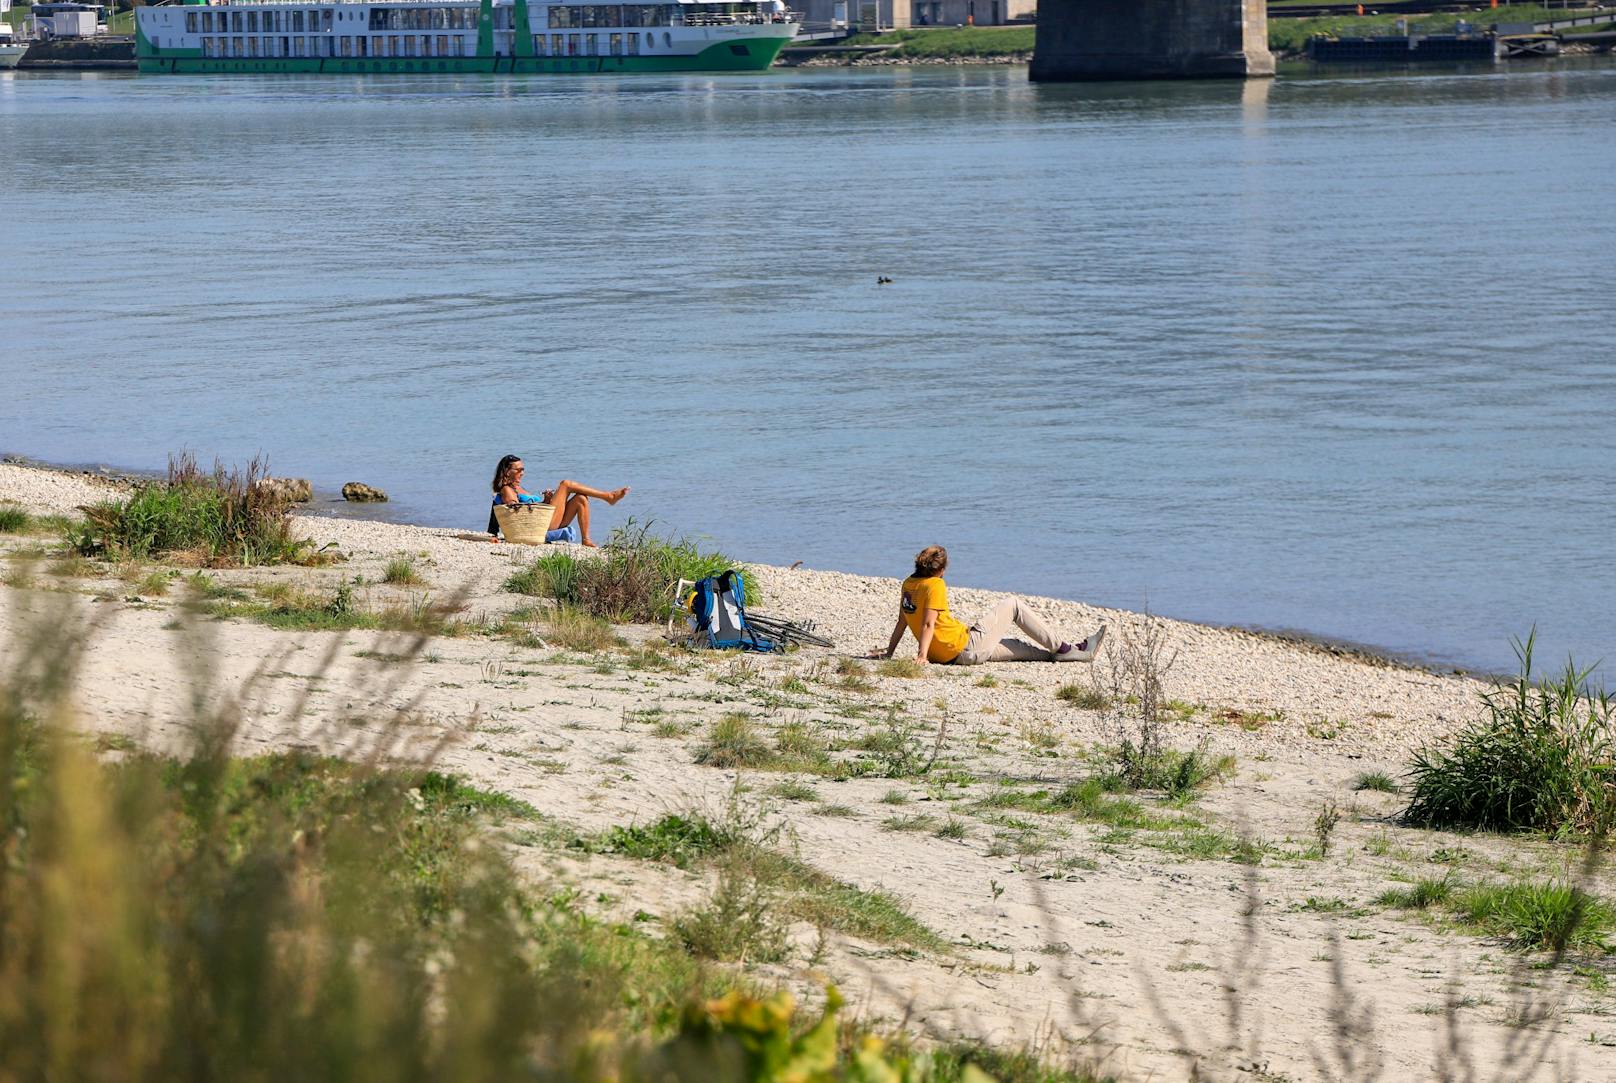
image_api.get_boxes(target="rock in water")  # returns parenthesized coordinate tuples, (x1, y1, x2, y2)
(255, 477, 313, 503)
(342, 482, 388, 503)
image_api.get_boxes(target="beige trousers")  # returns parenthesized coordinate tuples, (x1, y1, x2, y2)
(952, 598, 1061, 665)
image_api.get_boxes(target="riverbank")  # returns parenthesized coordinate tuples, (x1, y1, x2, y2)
(3, 458, 1612, 1080)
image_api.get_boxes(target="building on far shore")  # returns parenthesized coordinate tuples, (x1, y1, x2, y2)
(794, 0, 1033, 31)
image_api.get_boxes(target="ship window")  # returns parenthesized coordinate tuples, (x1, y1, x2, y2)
(643, 32, 651, 48)
(626, 30, 638, 52)
(662, 30, 670, 46)
(586, 32, 597, 53)
(247, 11, 258, 32)
(609, 31, 620, 54)
(185, 12, 196, 32)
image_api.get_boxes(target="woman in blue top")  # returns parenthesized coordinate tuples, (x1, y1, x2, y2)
(488, 454, 628, 547)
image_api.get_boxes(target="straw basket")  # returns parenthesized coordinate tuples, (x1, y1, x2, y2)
(493, 503, 555, 545)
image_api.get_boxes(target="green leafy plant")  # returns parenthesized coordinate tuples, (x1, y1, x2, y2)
(504, 520, 751, 624)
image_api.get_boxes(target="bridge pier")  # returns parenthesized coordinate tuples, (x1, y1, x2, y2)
(1030, 0, 1275, 81)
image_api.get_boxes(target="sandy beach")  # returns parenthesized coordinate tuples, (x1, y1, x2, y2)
(1, 460, 1611, 1081)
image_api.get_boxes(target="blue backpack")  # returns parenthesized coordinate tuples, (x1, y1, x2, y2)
(688, 570, 780, 653)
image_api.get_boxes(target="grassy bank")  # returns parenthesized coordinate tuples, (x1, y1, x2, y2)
(841, 25, 1034, 58)
(1270, 4, 1600, 53)
(838, 7, 1599, 61)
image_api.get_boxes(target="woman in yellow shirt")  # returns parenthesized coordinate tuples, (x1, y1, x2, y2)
(870, 546, 1105, 666)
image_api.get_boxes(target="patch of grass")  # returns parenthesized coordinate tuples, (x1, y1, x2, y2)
(1211, 706, 1283, 731)
(74, 453, 325, 567)
(769, 779, 819, 802)
(975, 674, 999, 688)
(934, 817, 967, 840)
(0, 505, 30, 533)
(1056, 683, 1110, 710)
(879, 788, 909, 805)
(883, 813, 939, 833)
(1353, 771, 1401, 794)
(505, 520, 753, 623)
(1403, 634, 1613, 836)
(1376, 876, 1456, 911)
(1454, 880, 1615, 953)
(415, 771, 539, 821)
(694, 713, 774, 769)
(1020, 720, 1061, 751)
(1101, 743, 1235, 799)
(542, 605, 625, 653)
(382, 556, 423, 586)
(582, 813, 729, 868)
(814, 803, 857, 818)
(877, 658, 925, 679)
(1049, 780, 1188, 832)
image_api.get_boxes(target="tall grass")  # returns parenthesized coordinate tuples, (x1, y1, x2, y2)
(505, 519, 755, 623)
(0, 601, 1092, 1082)
(74, 452, 321, 566)
(0, 503, 30, 533)
(1403, 634, 1613, 836)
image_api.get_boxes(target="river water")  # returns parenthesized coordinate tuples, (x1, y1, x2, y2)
(2, 62, 1613, 675)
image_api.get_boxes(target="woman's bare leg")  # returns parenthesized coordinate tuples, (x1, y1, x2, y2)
(546, 479, 629, 530)
(554, 493, 593, 545)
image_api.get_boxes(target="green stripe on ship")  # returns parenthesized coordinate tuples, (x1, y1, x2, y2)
(136, 37, 791, 74)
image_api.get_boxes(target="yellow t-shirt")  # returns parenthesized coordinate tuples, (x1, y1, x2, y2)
(901, 576, 970, 663)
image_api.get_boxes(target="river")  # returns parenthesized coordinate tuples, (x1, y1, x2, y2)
(2, 61, 1613, 676)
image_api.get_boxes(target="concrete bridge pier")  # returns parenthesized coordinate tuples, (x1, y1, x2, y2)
(1030, 0, 1275, 81)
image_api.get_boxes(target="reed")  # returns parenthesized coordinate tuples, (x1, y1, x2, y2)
(1403, 632, 1613, 836)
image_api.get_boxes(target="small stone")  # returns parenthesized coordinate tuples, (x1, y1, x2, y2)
(256, 477, 313, 503)
(342, 482, 388, 503)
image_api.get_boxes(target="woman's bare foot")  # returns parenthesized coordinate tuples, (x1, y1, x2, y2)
(606, 487, 630, 505)
(582, 539, 598, 548)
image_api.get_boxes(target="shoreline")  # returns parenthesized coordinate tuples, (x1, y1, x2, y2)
(0, 451, 1491, 682)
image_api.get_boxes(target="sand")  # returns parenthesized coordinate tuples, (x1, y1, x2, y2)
(2, 460, 1611, 1081)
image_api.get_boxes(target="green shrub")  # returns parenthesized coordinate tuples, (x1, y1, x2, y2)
(74, 453, 319, 566)
(1403, 634, 1613, 835)
(878, 658, 925, 679)
(505, 520, 752, 624)
(0, 504, 29, 533)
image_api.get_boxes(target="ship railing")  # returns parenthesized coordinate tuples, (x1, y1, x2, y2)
(679, 11, 799, 25)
